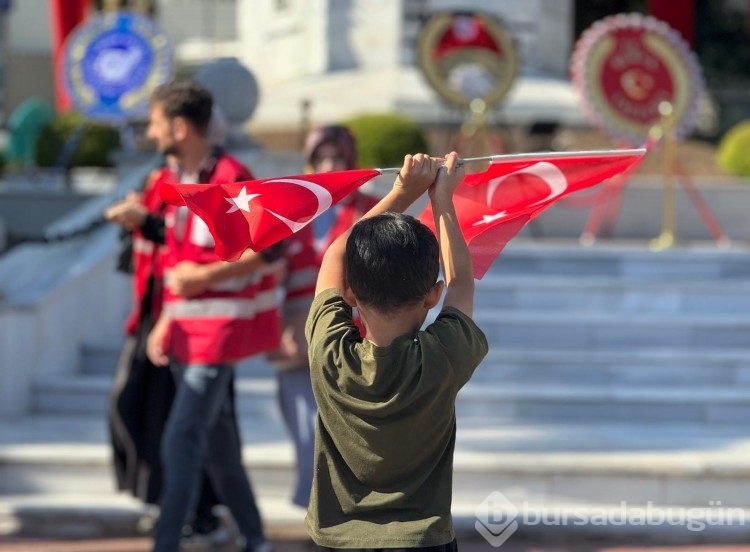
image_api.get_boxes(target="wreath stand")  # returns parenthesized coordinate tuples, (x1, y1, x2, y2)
(579, 102, 730, 249)
(451, 100, 507, 157)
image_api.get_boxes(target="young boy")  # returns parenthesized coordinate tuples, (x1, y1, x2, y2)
(305, 152, 489, 550)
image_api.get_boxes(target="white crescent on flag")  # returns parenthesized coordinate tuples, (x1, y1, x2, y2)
(486, 161, 569, 207)
(262, 178, 334, 233)
(474, 162, 568, 227)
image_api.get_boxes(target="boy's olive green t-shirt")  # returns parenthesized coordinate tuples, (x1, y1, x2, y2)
(305, 288, 489, 548)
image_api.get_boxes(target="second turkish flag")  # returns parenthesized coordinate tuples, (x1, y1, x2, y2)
(419, 150, 646, 279)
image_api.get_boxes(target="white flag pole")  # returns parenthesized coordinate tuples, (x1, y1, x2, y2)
(376, 148, 647, 175)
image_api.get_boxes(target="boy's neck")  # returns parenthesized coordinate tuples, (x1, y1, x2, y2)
(359, 304, 427, 347)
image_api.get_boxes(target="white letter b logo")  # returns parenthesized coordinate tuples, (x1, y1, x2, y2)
(475, 491, 519, 547)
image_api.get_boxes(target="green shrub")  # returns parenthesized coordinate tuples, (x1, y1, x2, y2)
(35, 112, 120, 168)
(343, 113, 428, 169)
(717, 120, 750, 177)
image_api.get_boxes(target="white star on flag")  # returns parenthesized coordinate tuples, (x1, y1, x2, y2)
(225, 187, 260, 214)
(473, 211, 508, 226)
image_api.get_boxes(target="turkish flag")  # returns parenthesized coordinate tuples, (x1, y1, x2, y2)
(161, 169, 380, 261)
(419, 150, 645, 279)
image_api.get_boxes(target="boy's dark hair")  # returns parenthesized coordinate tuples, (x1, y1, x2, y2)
(151, 80, 213, 136)
(345, 212, 439, 312)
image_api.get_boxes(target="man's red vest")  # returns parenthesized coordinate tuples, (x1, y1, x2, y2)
(124, 168, 169, 336)
(162, 152, 281, 364)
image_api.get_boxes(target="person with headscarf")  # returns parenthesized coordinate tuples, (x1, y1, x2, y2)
(264, 125, 379, 509)
(303, 125, 380, 260)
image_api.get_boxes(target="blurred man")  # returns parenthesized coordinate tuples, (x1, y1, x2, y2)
(144, 80, 278, 552)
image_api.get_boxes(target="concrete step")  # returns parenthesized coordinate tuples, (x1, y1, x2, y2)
(79, 347, 750, 386)
(79, 344, 122, 376)
(31, 375, 285, 421)
(32, 373, 750, 425)
(2, 416, 749, 516)
(78, 247, 750, 374)
(491, 242, 750, 280)
(4, 415, 750, 540)
(476, 348, 750, 387)
(80, 346, 750, 390)
(457, 383, 750, 425)
(80, 343, 277, 376)
(474, 310, 750, 351)
(477, 274, 750, 314)
(0, 493, 307, 540)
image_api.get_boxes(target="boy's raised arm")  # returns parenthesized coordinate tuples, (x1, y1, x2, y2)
(315, 153, 439, 296)
(430, 152, 475, 318)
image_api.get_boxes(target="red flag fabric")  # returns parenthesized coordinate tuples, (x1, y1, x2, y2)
(161, 169, 380, 261)
(419, 150, 645, 279)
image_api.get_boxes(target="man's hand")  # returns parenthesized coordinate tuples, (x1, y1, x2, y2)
(266, 310, 308, 367)
(146, 315, 170, 367)
(105, 192, 147, 231)
(167, 261, 211, 298)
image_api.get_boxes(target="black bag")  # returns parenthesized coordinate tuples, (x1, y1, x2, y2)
(116, 229, 135, 274)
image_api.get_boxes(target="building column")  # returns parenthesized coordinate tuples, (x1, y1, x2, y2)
(49, 0, 91, 111)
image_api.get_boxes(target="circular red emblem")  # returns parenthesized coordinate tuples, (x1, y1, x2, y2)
(417, 12, 519, 109)
(571, 13, 704, 145)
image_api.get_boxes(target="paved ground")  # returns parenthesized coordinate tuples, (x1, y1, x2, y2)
(3, 533, 750, 552)
(0, 526, 750, 552)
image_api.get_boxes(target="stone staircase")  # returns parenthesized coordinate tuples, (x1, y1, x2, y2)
(2, 242, 750, 542)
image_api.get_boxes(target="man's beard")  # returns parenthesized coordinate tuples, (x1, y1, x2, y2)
(162, 143, 178, 156)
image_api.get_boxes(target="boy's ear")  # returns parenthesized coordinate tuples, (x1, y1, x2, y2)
(424, 280, 444, 310)
(342, 283, 358, 308)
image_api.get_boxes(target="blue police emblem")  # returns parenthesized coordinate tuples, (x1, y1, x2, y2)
(63, 11, 173, 121)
